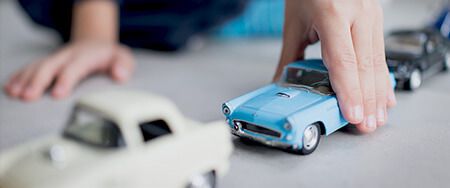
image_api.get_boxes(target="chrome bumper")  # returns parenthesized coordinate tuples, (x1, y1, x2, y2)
(232, 129, 293, 149)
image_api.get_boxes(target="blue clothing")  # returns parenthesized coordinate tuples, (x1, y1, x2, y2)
(18, 0, 248, 51)
(215, 0, 284, 38)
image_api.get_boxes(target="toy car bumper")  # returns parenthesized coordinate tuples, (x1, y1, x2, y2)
(231, 128, 294, 149)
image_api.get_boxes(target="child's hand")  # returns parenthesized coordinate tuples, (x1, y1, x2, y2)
(4, 42, 134, 101)
(275, 0, 396, 133)
(4, 0, 126, 101)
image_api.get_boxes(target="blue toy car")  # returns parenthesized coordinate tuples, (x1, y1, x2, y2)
(222, 59, 395, 155)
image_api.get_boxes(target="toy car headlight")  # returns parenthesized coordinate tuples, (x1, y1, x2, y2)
(222, 104, 231, 115)
(284, 122, 292, 130)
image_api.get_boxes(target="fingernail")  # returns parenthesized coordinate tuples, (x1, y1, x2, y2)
(366, 115, 376, 129)
(353, 105, 363, 122)
(377, 108, 385, 123)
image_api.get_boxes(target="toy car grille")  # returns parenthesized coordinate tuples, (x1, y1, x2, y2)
(239, 121, 281, 138)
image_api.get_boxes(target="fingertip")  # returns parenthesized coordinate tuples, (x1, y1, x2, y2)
(3, 84, 16, 99)
(21, 86, 40, 102)
(51, 85, 68, 99)
(355, 124, 377, 134)
(8, 83, 23, 98)
(110, 46, 135, 83)
(7, 69, 34, 99)
(376, 108, 386, 126)
(367, 114, 377, 130)
(355, 116, 377, 134)
(3, 82, 12, 95)
(111, 63, 130, 83)
(51, 67, 82, 100)
(21, 86, 36, 101)
(344, 104, 364, 124)
(387, 91, 397, 108)
(378, 115, 388, 127)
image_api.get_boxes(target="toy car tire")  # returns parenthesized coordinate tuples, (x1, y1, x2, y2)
(288, 123, 321, 155)
(404, 68, 422, 91)
(186, 171, 216, 188)
(444, 53, 450, 71)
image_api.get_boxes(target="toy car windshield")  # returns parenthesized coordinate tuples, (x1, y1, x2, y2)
(63, 106, 125, 148)
(280, 67, 335, 95)
(385, 33, 425, 56)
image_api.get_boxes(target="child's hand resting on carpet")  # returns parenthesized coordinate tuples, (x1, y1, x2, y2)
(4, 0, 134, 101)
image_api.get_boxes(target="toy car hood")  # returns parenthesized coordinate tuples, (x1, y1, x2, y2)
(0, 136, 109, 188)
(236, 84, 327, 118)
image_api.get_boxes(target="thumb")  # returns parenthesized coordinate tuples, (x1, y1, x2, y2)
(274, 19, 316, 81)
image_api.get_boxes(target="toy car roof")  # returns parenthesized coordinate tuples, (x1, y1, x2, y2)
(77, 90, 181, 124)
(285, 59, 328, 73)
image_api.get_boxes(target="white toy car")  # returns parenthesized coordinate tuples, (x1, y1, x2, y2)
(0, 91, 232, 188)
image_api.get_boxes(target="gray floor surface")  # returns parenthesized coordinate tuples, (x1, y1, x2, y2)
(1, 0, 449, 187)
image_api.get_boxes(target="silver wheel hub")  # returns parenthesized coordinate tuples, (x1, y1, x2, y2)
(410, 69, 422, 89)
(303, 125, 319, 150)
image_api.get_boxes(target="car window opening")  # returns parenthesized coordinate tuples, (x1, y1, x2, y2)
(64, 106, 125, 148)
(139, 119, 172, 142)
(281, 67, 335, 95)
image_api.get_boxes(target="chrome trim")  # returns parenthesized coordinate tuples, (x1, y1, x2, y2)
(232, 129, 292, 149)
(233, 120, 282, 138)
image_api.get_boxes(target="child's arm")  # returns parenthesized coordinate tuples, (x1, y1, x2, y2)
(4, 0, 134, 101)
(72, 0, 118, 42)
(276, 0, 396, 133)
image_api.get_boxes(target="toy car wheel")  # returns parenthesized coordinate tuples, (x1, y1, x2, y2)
(444, 53, 450, 71)
(404, 68, 422, 91)
(285, 123, 321, 155)
(300, 123, 321, 155)
(186, 171, 216, 188)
